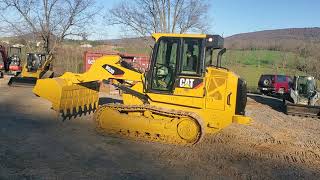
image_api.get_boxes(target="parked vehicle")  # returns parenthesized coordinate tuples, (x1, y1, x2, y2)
(7, 46, 22, 76)
(285, 76, 319, 118)
(258, 74, 292, 95)
(0, 45, 8, 78)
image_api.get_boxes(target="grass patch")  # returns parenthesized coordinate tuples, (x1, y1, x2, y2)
(218, 50, 307, 92)
(222, 50, 299, 68)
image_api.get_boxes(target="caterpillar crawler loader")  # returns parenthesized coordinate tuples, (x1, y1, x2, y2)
(8, 53, 54, 86)
(33, 33, 251, 145)
(285, 76, 320, 118)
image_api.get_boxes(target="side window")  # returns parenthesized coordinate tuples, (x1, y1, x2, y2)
(181, 38, 202, 75)
(151, 38, 179, 91)
(277, 75, 286, 82)
(205, 48, 213, 66)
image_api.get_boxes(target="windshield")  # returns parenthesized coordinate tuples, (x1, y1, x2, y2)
(10, 48, 20, 56)
(151, 38, 179, 91)
(297, 76, 316, 97)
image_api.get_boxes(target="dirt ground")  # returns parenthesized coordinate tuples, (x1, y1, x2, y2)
(0, 77, 320, 179)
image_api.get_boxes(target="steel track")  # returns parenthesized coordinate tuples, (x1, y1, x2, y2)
(93, 103, 205, 146)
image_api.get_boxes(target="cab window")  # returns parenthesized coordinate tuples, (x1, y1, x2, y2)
(151, 38, 179, 91)
(180, 38, 202, 75)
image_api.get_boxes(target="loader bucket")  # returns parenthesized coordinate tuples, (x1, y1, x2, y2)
(33, 77, 100, 119)
(8, 77, 38, 86)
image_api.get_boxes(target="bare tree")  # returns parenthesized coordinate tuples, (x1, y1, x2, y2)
(0, 0, 98, 55)
(106, 0, 210, 36)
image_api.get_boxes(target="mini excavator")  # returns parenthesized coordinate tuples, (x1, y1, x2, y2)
(8, 53, 54, 86)
(33, 33, 251, 145)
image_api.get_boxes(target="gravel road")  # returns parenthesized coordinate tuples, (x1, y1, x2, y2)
(0, 77, 319, 179)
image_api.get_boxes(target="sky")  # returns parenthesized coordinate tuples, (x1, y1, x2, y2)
(92, 0, 320, 39)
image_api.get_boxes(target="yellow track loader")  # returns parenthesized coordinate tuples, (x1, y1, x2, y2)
(33, 33, 251, 145)
(8, 53, 54, 86)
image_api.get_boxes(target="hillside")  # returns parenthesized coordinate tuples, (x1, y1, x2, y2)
(95, 28, 320, 54)
(226, 27, 320, 41)
(225, 27, 320, 51)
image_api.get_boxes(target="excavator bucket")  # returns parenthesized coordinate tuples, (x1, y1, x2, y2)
(8, 77, 38, 86)
(32, 55, 143, 119)
(33, 74, 100, 119)
(286, 103, 320, 118)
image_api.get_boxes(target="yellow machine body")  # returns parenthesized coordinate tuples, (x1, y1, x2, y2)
(8, 53, 54, 86)
(20, 63, 42, 78)
(33, 33, 251, 145)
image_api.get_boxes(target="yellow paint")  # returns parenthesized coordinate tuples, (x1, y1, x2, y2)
(152, 33, 206, 41)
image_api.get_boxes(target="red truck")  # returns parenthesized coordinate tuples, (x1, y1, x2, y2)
(258, 74, 293, 95)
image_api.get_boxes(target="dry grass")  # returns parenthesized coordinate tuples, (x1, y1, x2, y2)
(52, 43, 120, 74)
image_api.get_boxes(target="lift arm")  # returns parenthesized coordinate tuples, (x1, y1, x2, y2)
(33, 55, 143, 116)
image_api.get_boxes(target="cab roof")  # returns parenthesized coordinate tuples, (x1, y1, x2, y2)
(152, 33, 207, 41)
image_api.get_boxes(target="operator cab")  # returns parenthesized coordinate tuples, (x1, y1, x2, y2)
(27, 53, 47, 72)
(8, 47, 22, 66)
(294, 76, 317, 98)
(147, 34, 224, 93)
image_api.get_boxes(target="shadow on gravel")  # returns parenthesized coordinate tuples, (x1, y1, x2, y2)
(248, 93, 285, 113)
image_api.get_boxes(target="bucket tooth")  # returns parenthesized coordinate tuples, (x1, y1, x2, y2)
(78, 106, 83, 117)
(72, 107, 78, 118)
(63, 109, 68, 117)
(93, 102, 98, 112)
(83, 105, 88, 115)
(91, 103, 96, 111)
(66, 108, 71, 117)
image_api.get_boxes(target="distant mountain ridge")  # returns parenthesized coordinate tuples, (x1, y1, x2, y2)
(226, 27, 320, 41)
(225, 27, 320, 51)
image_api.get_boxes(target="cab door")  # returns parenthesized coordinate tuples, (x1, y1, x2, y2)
(146, 37, 205, 108)
(173, 38, 205, 98)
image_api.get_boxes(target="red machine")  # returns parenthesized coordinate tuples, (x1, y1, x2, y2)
(7, 47, 22, 74)
(0, 45, 9, 78)
(0, 45, 22, 77)
(83, 51, 149, 73)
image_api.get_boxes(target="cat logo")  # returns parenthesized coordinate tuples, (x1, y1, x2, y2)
(177, 78, 203, 89)
(179, 78, 195, 88)
(102, 64, 125, 76)
(105, 65, 115, 74)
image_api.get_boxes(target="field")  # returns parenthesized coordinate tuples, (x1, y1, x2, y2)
(0, 77, 320, 179)
(221, 50, 305, 91)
